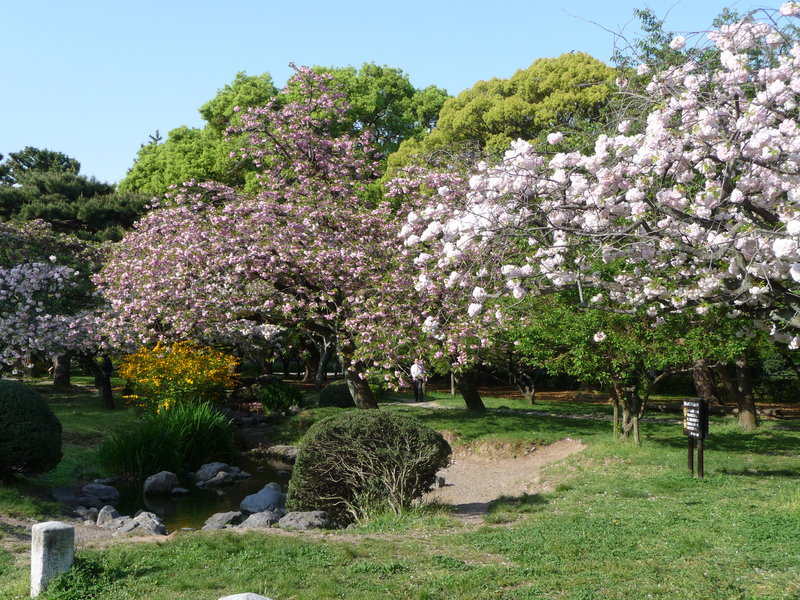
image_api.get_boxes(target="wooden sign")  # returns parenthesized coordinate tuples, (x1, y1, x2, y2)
(683, 399, 709, 478)
(683, 399, 709, 440)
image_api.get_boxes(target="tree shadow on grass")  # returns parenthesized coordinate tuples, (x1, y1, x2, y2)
(715, 467, 800, 478)
(647, 425, 800, 457)
(408, 408, 612, 443)
(484, 493, 549, 523)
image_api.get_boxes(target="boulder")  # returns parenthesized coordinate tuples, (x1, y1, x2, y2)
(194, 462, 231, 483)
(80, 483, 121, 506)
(132, 511, 168, 535)
(96, 505, 121, 526)
(51, 487, 79, 506)
(76, 495, 104, 509)
(218, 594, 273, 600)
(202, 511, 243, 531)
(143, 471, 179, 495)
(74, 505, 98, 522)
(237, 510, 283, 529)
(240, 482, 285, 514)
(101, 516, 133, 530)
(115, 519, 139, 535)
(194, 462, 251, 486)
(111, 512, 168, 537)
(202, 470, 237, 487)
(277, 511, 330, 531)
(260, 445, 298, 464)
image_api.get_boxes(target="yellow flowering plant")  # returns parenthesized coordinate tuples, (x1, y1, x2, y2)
(119, 341, 239, 413)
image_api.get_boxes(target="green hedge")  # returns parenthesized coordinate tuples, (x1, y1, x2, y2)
(0, 380, 62, 477)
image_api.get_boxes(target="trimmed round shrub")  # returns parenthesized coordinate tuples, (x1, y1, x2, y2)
(287, 410, 451, 526)
(0, 380, 62, 477)
(318, 379, 356, 408)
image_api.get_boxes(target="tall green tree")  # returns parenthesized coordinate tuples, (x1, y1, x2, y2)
(386, 52, 616, 176)
(120, 65, 449, 198)
(119, 72, 278, 197)
(0, 148, 148, 241)
(306, 63, 448, 157)
(1, 147, 80, 182)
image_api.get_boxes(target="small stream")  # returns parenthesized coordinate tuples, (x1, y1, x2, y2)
(113, 455, 292, 532)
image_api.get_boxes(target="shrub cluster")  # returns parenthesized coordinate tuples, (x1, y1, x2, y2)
(97, 402, 233, 478)
(119, 341, 238, 412)
(0, 380, 62, 477)
(287, 410, 451, 526)
(236, 379, 303, 413)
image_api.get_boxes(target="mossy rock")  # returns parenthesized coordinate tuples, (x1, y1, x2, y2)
(318, 380, 355, 408)
(0, 380, 62, 477)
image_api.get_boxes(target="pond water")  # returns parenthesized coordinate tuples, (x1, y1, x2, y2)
(114, 454, 292, 532)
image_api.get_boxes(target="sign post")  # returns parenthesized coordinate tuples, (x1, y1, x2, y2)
(683, 399, 709, 478)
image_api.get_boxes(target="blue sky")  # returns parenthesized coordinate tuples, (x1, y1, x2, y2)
(2, 0, 770, 184)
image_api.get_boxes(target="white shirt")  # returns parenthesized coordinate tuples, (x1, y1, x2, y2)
(410, 362, 426, 380)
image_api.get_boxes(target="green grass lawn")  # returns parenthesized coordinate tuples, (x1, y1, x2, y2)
(1, 380, 799, 599)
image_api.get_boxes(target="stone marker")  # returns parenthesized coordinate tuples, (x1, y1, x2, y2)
(30, 521, 74, 597)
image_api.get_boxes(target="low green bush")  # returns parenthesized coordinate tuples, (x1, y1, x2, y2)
(261, 379, 303, 412)
(97, 402, 233, 478)
(0, 380, 62, 478)
(238, 379, 303, 413)
(287, 410, 451, 526)
(318, 379, 355, 408)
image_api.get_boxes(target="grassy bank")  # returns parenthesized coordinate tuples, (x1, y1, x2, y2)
(1, 381, 799, 599)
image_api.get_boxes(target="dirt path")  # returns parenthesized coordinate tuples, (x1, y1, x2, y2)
(425, 438, 586, 518)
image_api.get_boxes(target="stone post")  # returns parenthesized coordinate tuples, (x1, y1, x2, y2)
(30, 521, 74, 597)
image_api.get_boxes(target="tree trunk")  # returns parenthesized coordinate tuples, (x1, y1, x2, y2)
(716, 356, 759, 430)
(735, 353, 758, 430)
(316, 342, 335, 390)
(452, 370, 486, 412)
(52, 354, 71, 387)
(344, 367, 378, 409)
(302, 342, 320, 383)
(77, 354, 115, 410)
(614, 383, 643, 445)
(692, 359, 721, 404)
(521, 385, 535, 405)
(262, 349, 274, 375)
(610, 390, 621, 439)
(509, 370, 536, 405)
(338, 341, 377, 409)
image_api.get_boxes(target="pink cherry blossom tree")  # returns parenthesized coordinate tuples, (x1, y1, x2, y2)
(98, 67, 404, 409)
(0, 220, 116, 403)
(396, 8, 800, 428)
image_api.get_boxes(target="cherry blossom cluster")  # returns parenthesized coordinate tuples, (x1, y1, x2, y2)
(376, 167, 531, 375)
(0, 221, 106, 368)
(97, 67, 403, 380)
(397, 11, 800, 348)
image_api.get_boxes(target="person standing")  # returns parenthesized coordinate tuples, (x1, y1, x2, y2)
(410, 358, 427, 402)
